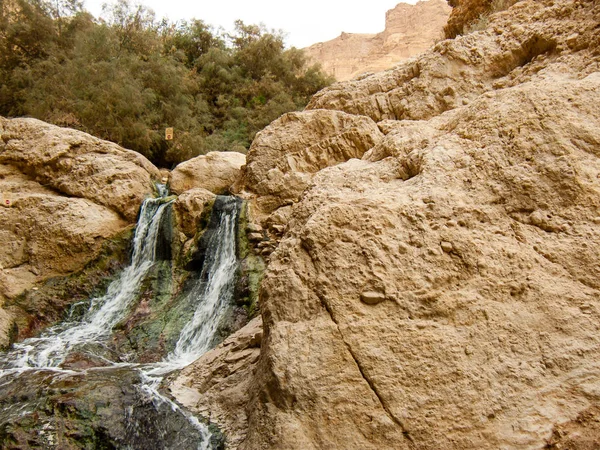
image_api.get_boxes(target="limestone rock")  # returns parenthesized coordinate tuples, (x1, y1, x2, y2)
(172, 188, 216, 239)
(238, 109, 383, 215)
(170, 151, 246, 195)
(0, 308, 14, 349)
(360, 291, 386, 305)
(0, 164, 130, 345)
(208, 0, 600, 447)
(305, 0, 451, 81)
(0, 118, 159, 346)
(0, 117, 160, 221)
(169, 317, 262, 449)
(307, 0, 600, 123)
(242, 67, 600, 448)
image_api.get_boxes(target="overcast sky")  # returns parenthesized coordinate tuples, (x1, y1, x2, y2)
(83, 0, 418, 48)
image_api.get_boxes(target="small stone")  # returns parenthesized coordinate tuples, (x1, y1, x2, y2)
(440, 241, 453, 253)
(271, 224, 285, 233)
(465, 346, 473, 355)
(247, 223, 262, 233)
(360, 291, 386, 305)
(398, 242, 409, 254)
(248, 232, 263, 241)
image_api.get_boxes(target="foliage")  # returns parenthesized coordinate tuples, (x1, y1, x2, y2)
(0, 0, 333, 166)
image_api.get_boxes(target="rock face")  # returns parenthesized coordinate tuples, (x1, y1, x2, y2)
(304, 0, 451, 81)
(0, 117, 159, 347)
(235, 110, 383, 216)
(0, 117, 160, 221)
(170, 317, 263, 449)
(180, 0, 600, 448)
(170, 151, 246, 195)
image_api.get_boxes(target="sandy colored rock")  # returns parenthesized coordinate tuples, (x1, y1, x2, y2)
(172, 188, 216, 238)
(174, 0, 600, 448)
(0, 117, 160, 221)
(170, 151, 246, 195)
(0, 119, 159, 346)
(0, 307, 14, 349)
(241, 69, 600, 449)
(170, 317, 263, 448)
(0, 164, 129, 345)
(238, 109, 383, 215)
(307, 0, 600, 123)
(305, 0, 451, 81)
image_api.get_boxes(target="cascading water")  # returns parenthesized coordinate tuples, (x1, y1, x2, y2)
(0, 191, 173, 372)
(137, 196, 241, 449)
(0, 189, 241, 450)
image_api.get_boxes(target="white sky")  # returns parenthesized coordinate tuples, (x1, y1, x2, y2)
(83, 0, 418, 49)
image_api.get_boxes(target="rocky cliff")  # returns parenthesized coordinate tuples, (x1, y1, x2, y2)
(304, 0, 451, 81)
(173, 0, 600, 448)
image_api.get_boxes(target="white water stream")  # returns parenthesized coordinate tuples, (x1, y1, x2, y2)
(0, 189, 241, 449)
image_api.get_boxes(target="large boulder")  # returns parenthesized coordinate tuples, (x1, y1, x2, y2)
(237, 109, 383, 215)
(0, 117, 160, 221)
(242, 71, 600, 450)
(170, 317, 263, 448)
(170, 151, 246, 195)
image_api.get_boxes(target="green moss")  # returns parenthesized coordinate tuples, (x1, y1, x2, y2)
(236, 201, 265, 319)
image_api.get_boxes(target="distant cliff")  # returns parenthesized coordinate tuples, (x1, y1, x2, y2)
(304, 0, 451, 81)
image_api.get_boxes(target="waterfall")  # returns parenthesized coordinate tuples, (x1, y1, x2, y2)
(0, 189, 241, 449)
(0, 192, 173, 372)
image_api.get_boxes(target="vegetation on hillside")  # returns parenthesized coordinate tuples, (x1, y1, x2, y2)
(0, 0, 334, 166)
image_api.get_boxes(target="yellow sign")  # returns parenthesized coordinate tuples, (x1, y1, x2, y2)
(165, 127, 174, 140)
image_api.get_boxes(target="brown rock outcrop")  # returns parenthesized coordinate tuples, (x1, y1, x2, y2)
(0, 118, 160, 347)
(307, 0, 599, 123)
(172, 188, 216, 239)
(177, 0, 600, 448)
(236, 109, 383, 216)
(305, 0, 451, 81)
(0, 117, 160, 221)
(169, 151, 246, 195)
(444, 0, 518, 39)
(170, 317, 263, 448)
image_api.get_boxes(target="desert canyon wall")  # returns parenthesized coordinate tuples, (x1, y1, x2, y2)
(304, 0, 451, 81)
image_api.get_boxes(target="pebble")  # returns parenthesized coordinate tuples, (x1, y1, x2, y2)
(360, 291, 386, 305)
(440, 241, 453, 253)
(247, 223, 263, 233)
(248, 232, 263, 241)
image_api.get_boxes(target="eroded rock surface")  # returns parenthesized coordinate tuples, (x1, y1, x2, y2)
(170, 317, 262, 448)
(170, 151, 246, 195)
(0, 117, 160, 221)
(236, 110, 383, 216)
(305, 0, 451, 81)
(188, 0, 600, 448)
